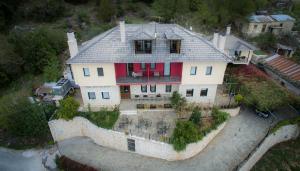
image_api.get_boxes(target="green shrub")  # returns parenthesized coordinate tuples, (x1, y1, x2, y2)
(211, 108, 229, 126)
(77, 10, 90, 24)
(170, 91, 187, 116)
(43, 55, 61, 82)
(97, 0, 116, 22)
(234, 94, 243, 104)
(57, 97, 80, 120)
(252, 33, 277, 50)
(271, 116, 300, 133)
(171, 121, 202, 151)
(189, 108, 202, 125)
(6, 98, 49, 138)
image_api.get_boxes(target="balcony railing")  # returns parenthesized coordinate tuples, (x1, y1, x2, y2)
(116, 75, 181, 84)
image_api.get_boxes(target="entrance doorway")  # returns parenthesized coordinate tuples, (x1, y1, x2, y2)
(127, 63, 134, 77)
(120, 85, 130, 99)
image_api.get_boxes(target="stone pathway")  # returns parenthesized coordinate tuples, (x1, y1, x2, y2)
(58, 108, 274, 171)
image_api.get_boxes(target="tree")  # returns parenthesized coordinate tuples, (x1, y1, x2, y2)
(57, 97, 80, 120)
(252, 33, 277, 50)
(43, 55, 61, 82)
(97, 0, 116, 22)
(6, 98, 49, 138)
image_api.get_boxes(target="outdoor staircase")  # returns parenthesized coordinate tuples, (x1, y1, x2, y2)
(120, 109, 138, 115)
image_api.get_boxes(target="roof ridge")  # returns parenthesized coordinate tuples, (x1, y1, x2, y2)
(174, 24, 232, 62)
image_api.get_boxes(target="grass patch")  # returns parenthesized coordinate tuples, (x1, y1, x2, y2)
(78, 109, 119, 129)
(252, 136, 300, 171)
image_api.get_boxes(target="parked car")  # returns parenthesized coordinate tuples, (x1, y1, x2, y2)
(255, 109, 271, 118)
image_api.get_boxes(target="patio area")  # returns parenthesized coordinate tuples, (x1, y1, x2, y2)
(113, 110, 177, 142)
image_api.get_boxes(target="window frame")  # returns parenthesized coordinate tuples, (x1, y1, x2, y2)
(206, 66, 212, 75)
(88, 92, 96, 100)
(150, 85, 156, 93)
(186, 89, 194, 97)
(97, 67, 104, 76)
(170, 40, 181, 53)
(135, 40, 152, 54)
(141, 85, 147, 93)
(190, 66, 197, 75)
(83, 68, 90, 77)
(200, 88, 208, 97)
(165, 85, 172, 93)
(150, 63, 156, 69)
(101, 92, 110, 99)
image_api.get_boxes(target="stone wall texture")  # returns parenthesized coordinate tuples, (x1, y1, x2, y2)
(238, 124, 300, 171)
(49, 117, 226, 161)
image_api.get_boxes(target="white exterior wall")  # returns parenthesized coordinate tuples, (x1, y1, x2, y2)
(244, 21, 294, 37)
(181, 62, 227, 85)
(49, 117, 227, 161)
(179, 84, 217, 105)
(130, 84, 179, 98)
(80, 86, 120, 108)
(71, 63, 116, 87)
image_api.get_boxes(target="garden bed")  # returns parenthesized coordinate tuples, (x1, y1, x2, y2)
(136, 103, 173, 109)
(78, 109, 119, 129)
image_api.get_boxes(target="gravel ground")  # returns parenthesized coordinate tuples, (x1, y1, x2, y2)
(58, 108, 274, 171)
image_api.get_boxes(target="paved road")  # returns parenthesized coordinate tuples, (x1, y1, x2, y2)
(0, 148, 45, 171)
(58, 108, 274, 171)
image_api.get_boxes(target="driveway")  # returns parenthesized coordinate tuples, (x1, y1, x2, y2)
(0, 148, 45, 171)
(58, 108, 274, 171)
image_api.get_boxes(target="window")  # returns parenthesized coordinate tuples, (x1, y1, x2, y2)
(135, 40, 152, 54)
(206, 66, 212, 75)
(83, 68, 90, 76)
(150, 85, 156, 93)
(186, 89, 194, 97)
(88, 92, 96, 100)
(141, 85, 147, 93)
(200, 88, 208, 96)
(262, 24, 267, 32)
(235, 50, 241, 57)
(253, 25, 257, 31)
(170, 40, 181, 53)
(280, 23, 283, 27)
(127, 138, 135, 151)
(97, 67, 104, 76)
(141, 63, 146, 70)
(165, 85, 172, 93)
(150, 63, 156, 69)
(102, 92, 110, 99)
(190, 66, 197, 75)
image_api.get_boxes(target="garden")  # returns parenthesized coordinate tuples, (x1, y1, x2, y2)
(54, 97, 119, 129)
(169, 91, 230, 151)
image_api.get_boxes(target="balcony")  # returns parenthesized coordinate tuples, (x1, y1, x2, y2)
(115, 62, 182, 85)
(116, 75, 181, 85)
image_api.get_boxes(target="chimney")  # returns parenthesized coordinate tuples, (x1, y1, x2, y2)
(67, 32, 78, 58)
(212, 32, 219, 48)
(218, 35, 226, 52)
(226, 26, 231, 35)
(189, 26, 193, 31)
(119, 20, 126, 43)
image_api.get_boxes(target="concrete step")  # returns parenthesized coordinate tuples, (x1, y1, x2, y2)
(120, 110, 138, 115)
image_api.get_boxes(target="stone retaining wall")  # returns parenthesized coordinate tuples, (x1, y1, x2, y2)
(49, 117, 226, 161)
(238, 124, 300, 171)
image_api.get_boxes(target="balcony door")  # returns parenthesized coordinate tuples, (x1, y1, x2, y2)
(120, 85, 130, 99)
(127, 63, 134, 77)
(164, 62, 170, 76)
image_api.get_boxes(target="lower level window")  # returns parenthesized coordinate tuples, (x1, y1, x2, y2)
(165, 85, 172, 93)
(88, 92, 96, 100)
(141, 85, 147, 93)
(150, 85, 156, 93)
(200, 88, 208, 96)
(186, 89, 194, 97)
(102, 92, 110, 99)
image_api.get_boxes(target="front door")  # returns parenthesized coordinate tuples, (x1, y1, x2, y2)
(120, 86, 130, 99)
(127, 63, 134, 77)
(164, 62, 170, 76)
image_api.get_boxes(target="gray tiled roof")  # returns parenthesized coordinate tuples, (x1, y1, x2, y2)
(224, 35, 257, 51)
(67, 23, 230, 64)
